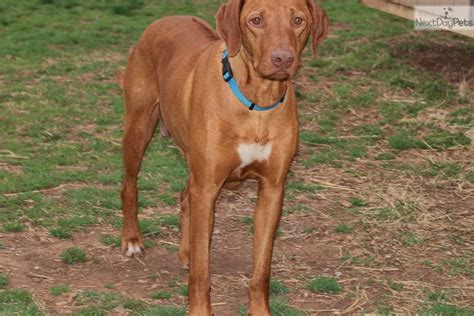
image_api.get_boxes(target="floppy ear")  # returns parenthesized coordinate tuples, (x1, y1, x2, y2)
(216, 0, 244, 57)
(307, 0, 329, 58)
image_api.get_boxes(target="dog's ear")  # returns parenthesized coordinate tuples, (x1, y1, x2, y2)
(307, 0, 329, 58)
(216, 0, 244, 57)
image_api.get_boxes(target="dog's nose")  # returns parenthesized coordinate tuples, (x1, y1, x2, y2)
(271, 48, 295, 68)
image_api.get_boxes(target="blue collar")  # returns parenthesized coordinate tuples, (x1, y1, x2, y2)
(221, 50, 286, 112)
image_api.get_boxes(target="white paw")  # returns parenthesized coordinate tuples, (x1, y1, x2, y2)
(125, 242, 143, 257)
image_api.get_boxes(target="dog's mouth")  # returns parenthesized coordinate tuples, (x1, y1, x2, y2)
(265, 70, 290, 81)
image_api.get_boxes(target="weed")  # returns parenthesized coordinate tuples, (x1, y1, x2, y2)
(111, 0, 145, 16)
(420, 303, 474, 315)
(423, 130, 471, 149)
(3, 222, 24, 232)
(387, 280, 404, 291)
(162, 215, 180, 228)
(122, 299, 149, 313)
(306, 276, 342, 294)
(0, 289, 42, 315)
(442, 255, 473, 276)
(151, 290, 172, 300)
(50, 284, 70, 296)
(270, 279, 289, 296)
(400, 231, 423, 246)
(376, 152, 396, 160)
(335, 223, 353, 234)
(144, 305, 186, 316)
(177, 285, 188, 297)
(349, 197, 367, 207)
(49, 227, 72, 239)
(0, 274, 9, 288)
(238, 298, 305, 316)
(100, 234, 121, 247)
(388, 130, 424, 150)
(466, 171, 474, 184)
(61, 247, 87, 265)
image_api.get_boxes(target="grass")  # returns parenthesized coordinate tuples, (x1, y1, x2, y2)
(100, 234, 121, 247)
(238, 298, 306, 316)
(151, 290, 172, 300)
(0, 0, 473, 314)
(0, 289, 43, 315)
(306, 276, 343, 294)
(61, 247, 88, 264)
(50, 284, 70, 296)
(270, 279, 289, 296)
(0, 274, 9, 288)
(3, 222, 24, 232)
(334, 223, 353, 234)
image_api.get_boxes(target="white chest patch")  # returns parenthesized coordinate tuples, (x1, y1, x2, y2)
(237, 143, 272, 168)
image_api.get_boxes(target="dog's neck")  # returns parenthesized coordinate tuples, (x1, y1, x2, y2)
(230, 50, 287, 108)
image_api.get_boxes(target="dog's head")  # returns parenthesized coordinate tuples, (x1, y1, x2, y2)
(216, 0, 328, 81)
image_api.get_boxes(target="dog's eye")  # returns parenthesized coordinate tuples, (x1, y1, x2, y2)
(293, 17, 304, 26)
(250, 17, 262, 26)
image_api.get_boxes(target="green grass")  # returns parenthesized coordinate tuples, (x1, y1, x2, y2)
(0, 274, 10, 288)
(270, 279, 289, 296)
(177, 285, 188, 297)
(1, 0, 473, 313)
(61, 247, 87, 264)
(0, 289, 43, 315)
(3, 222, 24, 232)
(161, 215, 180, 228)
(238, 298, 306, 316)
(151, 290, 172, 300)
(143, 305, 186, 316)
(100, 234, 121, 247)
(50, 284, 70, 296)
(306, 276, 343, 294)
(334, 223, 353, 234)
(349, 197, 367, 207)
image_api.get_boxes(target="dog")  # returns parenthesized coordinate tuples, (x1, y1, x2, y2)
(118, 0, 328, 314)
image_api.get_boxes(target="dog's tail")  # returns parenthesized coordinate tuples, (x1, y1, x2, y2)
(115, 70, 125, 91)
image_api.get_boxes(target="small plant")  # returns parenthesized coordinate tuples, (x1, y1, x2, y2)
(61, 247, 87, 265)
(49, 227, 72, 239)
(111, 0, 145, 16)
(151, 290, 172, 300)
(269, 279, 289, 296)
(306, 276, 342, 294)
(388, 130, 424, 150)
(400, 231, 423, 246)
(335, 223, 353, 234)
(3, 222, 24, 232)
(387, 280, 404, 291)
(50, 284, 70, 296)
(144, 305, 186, 316)
(162, 215, 180, 228)
(100, 234, 120, 247)
(0, 273, 10, 288)
(238, 298, 305, 316)
(177, 285, 188, 297)
(349, 197, 367, 207)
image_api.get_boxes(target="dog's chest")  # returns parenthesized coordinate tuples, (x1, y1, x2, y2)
(237, 143, 272, 168)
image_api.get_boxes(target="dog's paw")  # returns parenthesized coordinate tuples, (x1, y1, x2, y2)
(122, 237, 144, 257)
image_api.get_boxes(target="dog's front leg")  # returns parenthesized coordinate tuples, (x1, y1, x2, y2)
(249, 180, 285, 316)
(187, 175, 223, 316)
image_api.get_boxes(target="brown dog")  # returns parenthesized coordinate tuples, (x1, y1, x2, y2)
(119, 0, 328, 314)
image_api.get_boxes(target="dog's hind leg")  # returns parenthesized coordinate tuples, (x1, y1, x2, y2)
(178, 179, 190, 269)
(120, 54, 160, 257)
